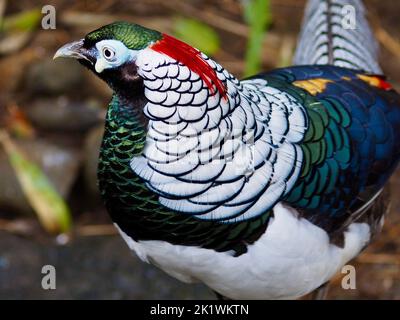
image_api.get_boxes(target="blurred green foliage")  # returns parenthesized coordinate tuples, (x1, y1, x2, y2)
(0, 131, 72, 234)
(0, 8, 41, 33)
(243, 0, 271, 76)
(173, 17, 220, 56)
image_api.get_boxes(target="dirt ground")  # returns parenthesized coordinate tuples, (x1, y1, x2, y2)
(0, 0, 399, 299)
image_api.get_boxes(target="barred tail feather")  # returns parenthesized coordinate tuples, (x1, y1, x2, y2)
(293, 0, 382, 74)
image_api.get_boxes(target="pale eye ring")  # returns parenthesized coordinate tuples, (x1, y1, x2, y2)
(102, 47, 115, 61)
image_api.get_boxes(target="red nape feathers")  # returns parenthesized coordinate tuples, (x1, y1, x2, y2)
(151, 34, 227, 98)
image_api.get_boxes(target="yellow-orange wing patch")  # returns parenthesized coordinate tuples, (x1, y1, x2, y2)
(293, 78, 333, 96)
(357, 74, 392, 91)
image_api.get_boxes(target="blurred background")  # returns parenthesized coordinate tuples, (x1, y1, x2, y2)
(0, 0, 399, 299)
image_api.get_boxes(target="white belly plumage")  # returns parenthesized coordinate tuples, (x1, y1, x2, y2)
(115, 202, 371, 299)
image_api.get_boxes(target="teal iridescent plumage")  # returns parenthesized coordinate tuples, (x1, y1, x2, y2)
(264, 66, 400, 222)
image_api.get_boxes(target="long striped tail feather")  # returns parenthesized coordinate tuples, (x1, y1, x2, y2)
(293, 0, 382, 74)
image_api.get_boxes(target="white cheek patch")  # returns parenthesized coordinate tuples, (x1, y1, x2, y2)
(94, 39, 139, 73)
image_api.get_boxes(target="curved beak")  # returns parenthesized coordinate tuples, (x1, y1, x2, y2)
(53, 39, 93, 65)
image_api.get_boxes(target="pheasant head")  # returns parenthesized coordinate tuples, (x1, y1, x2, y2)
(54, 21, 227, 99)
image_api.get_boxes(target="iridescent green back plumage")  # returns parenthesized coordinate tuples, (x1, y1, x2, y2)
(264, 66, 400, 225)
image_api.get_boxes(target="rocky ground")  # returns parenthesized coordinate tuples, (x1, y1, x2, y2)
(0, 230, 214, 299)
(0, 0, 399, 299)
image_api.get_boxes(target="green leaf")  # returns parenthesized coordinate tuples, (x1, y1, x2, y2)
(1, 8, 42, 33)
(243, 0, 271, 76)
(0, 131, 72, 234)
(173, 17, 220, 56)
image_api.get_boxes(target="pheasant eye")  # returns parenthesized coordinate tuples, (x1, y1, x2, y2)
(102, 47, 115, 60)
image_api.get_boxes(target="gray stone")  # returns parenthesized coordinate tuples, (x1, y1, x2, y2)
(25, 58, 84, 96)
(0, 231, 214, 299)
(26, 97, 103, 132)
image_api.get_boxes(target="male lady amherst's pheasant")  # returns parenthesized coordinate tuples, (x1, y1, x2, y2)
(54, 0, 400, 299)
